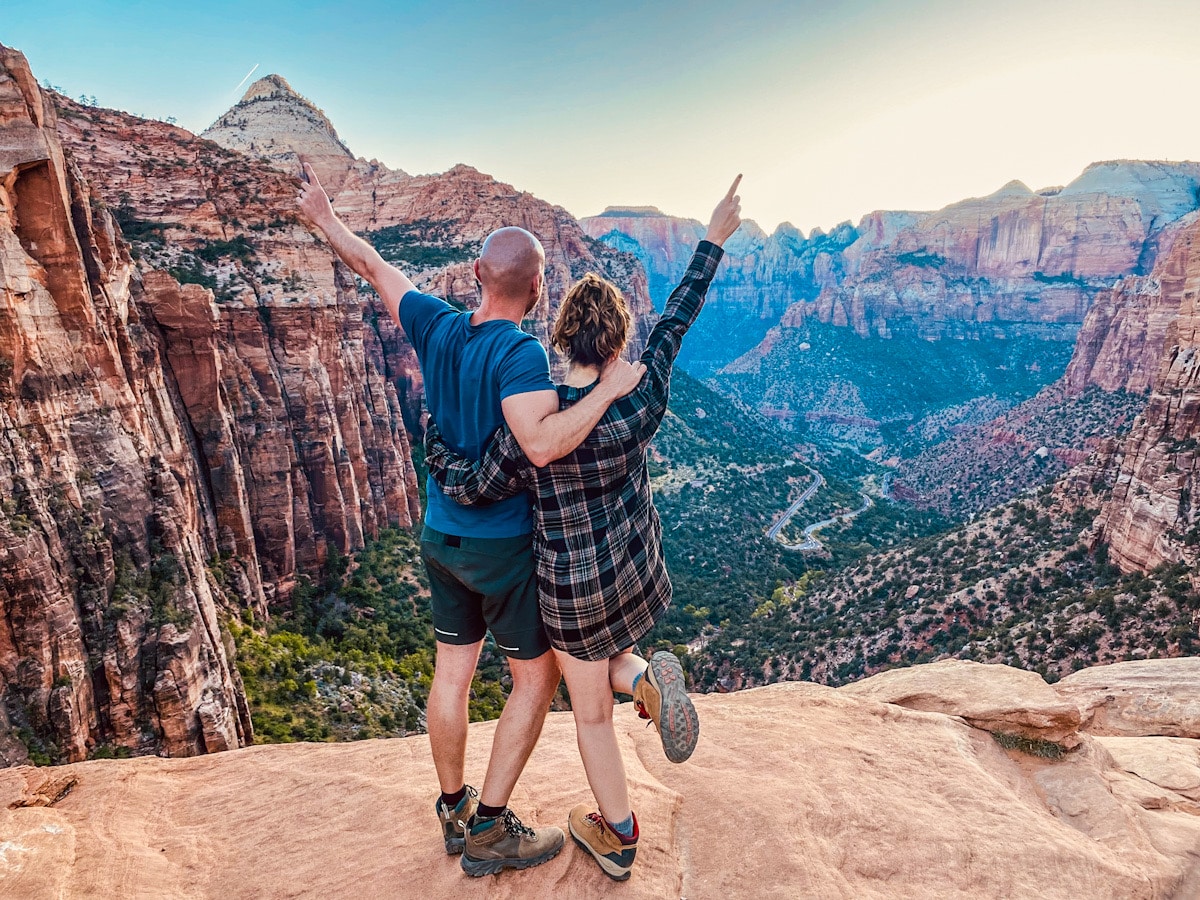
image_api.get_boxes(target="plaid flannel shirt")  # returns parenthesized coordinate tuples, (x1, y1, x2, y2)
(426, 240, 724, 660)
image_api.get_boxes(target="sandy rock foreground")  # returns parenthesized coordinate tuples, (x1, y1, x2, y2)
(1, 660, 1198, 899)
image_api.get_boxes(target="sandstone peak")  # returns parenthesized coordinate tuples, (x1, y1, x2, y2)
(990, 179, 1034, 199)
(240, 73, 302, 103)
(596, 205, 669, 218)
(1060, 159, 1200, 224)
(202, 73, 358, 188)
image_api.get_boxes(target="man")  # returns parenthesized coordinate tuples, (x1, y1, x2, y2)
(297, 164, 644, 876)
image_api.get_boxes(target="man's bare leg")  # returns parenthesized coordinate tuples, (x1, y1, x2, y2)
(478, 649, 560, 808)
(428, 639, 483, 794)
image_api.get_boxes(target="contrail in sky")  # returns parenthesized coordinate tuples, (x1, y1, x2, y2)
(233, 64, 260, 93)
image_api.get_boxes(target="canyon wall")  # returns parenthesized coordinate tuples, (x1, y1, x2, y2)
(1093, 215, 1200, 575)
(0, 46, 250, 764)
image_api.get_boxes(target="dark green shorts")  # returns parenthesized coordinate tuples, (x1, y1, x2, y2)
(420, 525, 551, 660)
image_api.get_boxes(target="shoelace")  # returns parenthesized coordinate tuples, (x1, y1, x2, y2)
(634, 699, 656, 729)
(498, 809, 537, 839)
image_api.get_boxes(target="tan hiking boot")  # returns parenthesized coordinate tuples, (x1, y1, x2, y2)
(460, 808, 565, 877)
(633, 650, 700, 763)
(435, 785, 479, 855)
(568, 805, 638, 881)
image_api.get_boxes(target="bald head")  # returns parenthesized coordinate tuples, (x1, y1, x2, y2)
(476, 227, 545, 309)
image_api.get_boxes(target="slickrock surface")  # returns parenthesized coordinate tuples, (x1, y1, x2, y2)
(1056, 658, 1200, 739)
(1, 663, 1198, 899)
(841, 659, 1083, 747)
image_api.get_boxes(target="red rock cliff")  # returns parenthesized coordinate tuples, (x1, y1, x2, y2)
(52, 90, 422, 602)
(0, 46, 250, 764)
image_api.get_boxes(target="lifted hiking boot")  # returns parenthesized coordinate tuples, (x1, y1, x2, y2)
(460, 809, 564, 877)
(568, 805, 638, 881)
(634, 650, 700, 763)
(435, 785, 479, 855)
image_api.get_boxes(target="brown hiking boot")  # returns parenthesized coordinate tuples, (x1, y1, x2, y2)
(568, 805, 638, 881)
(435, 785, 479, 855)
(460, 809, 565, 877)
(633, 651, 700, 763)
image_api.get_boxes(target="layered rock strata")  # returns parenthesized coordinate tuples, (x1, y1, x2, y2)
(0, 46, 250, 763)
(1091, 213, 1200, 574)
(582, 207, 856, 371)
(51, 85, 423, 599)
(1, 659, 1197, 898)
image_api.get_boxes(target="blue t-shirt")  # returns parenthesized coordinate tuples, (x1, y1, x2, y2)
(400, 290, 553, 537)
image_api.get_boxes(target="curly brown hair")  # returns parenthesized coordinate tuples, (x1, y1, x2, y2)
(551, 273, 631, 367)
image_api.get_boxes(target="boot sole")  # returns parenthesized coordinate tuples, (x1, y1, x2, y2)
(568, 821, 633, 881)
(444, 837, 464, 855)
(460, 840, 563, 877)
(649, 651, 699, 763)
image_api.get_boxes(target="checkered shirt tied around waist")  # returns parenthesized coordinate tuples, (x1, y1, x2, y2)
(425, 241, 724, 661)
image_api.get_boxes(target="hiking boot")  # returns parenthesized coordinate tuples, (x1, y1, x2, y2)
(435, 785, 479, 855)
(460, 808, 565, 877)
(568, 805, 638, 881)
(633, 650, 700, 763)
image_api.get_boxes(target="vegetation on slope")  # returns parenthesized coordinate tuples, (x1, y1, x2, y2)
(692, 486, 1200, 691)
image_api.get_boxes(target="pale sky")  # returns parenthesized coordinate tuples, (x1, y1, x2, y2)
(6, 0, 1200, 233)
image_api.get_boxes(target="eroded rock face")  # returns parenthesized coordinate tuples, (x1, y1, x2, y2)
(719, 163, 1200, 374)
(52, 85, 422, 601)
(0, 45, 250, 761)
(1, 669, 1197, 898)
(582, 208, 857, 372)
(1055, 659, 1200, 739)
(1090, 214, 1200, 575)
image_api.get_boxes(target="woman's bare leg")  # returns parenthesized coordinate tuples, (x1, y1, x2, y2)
(554, 648, 632, 824)
(608, 648, 648, 696)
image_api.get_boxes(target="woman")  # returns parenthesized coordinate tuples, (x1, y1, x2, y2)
(426, 176, 742, 881)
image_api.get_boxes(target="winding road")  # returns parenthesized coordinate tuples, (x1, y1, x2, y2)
(767, 470, 883, 552)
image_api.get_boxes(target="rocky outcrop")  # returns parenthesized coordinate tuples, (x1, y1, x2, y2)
(1055, 658, 1200, 738)
(1063, 212, 1200, 394)
(1, 660, 1197, 898)
(0, 46, 250, 762)
(841, 658, 1084, 747)
(201, 75, 360, 191)
(1092, 213, 1200, 574)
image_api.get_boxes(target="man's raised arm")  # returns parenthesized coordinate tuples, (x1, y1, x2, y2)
(297, 162, 415, 326)
(502, 357, 645, 467)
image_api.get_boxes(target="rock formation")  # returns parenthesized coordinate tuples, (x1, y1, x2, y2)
(582, 207, 857, 372)
(202, 75, 359, 191)
(51, 86, 422, 602)
(201, 76, 656, 372)
(0, 46, 250, 764)
(1090, 212, 1200, 575)
(1, 659, 1197, 898)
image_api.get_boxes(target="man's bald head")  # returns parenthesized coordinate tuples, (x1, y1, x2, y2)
(476, 227, 545, 310)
